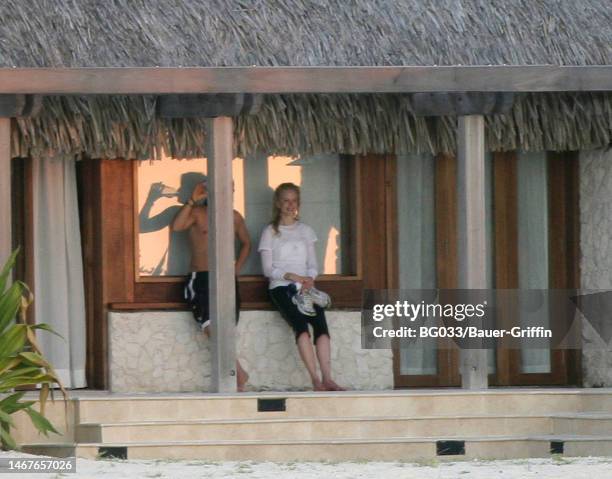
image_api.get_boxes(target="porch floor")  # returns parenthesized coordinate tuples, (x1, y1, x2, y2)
(26, 386, 612, 399)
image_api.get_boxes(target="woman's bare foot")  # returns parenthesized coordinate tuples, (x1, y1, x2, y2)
(323, 379, 345, 391)
(237, 362, 249, 392)
(313, 379, 326, 391)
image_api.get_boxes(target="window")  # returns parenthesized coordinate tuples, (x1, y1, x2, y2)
(136, 153, 357, 280)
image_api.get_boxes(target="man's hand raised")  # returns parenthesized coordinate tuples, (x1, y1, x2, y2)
(191, 182, 208, 203)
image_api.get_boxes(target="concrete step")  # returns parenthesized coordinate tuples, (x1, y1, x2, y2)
(552, 413, 612, 435)
(24, 435, 612, 462)
(20, 444, 75, 458)
(19, 389, 612, 462)
(75, 390, 612, 423)
(76, 415, 554, 443)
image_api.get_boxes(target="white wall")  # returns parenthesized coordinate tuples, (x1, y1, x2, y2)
(580, 149, 612, 387)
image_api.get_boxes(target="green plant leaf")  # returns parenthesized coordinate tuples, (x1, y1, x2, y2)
(17, 352, 52, 368)
(0, 323, 27, 357)
(0, 250, 65, 449)
(0, 392, 26, 409)
(0, 423, 17, 450)
(31, 323, 63, 339)
(0, 357, 21, 376)
(0, 375, 55, 391)
(0, 282, 23, 333)
(25, 408, 59, 436)
(0, 399, 37, 415)
(0, 366, 41, 381)
(0, 409, 14, 427)
(0, 249, 19, 297)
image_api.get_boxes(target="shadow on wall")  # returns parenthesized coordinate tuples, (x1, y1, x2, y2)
(139, 172, 206, 275)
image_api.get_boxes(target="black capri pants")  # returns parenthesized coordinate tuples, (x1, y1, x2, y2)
(269, 285, 330, 343)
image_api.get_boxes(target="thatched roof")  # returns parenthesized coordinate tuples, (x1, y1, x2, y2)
(5, 1, 612, 157)
(12, 92, 612, 158)
(1, 1, 610, 67)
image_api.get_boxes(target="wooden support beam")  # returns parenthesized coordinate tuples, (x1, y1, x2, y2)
(0, 66, 609, 94)
(412, 92, 514, 116)
(206, 116, 237, 393)
(157, 93, 262, 118)
(0, 118, 10, 266)
(0, 95, 42, 117)
(457, 115, 489, 389)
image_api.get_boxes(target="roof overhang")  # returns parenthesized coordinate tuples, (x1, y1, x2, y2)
(0, 66, 610, 94)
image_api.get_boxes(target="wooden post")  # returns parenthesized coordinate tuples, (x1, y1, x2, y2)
(206, 116, 237, 393)
(0, 118, 10, 266)
(0, 96, 41, 268)
(457, 115, 489, 389)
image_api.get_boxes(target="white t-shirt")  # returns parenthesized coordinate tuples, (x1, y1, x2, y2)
(258, 222, 319, 289)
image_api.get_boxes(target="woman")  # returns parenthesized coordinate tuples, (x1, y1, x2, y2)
(258, 182, 344, 391)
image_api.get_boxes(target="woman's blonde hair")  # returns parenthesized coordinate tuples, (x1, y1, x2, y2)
(271, 182, 301, 234)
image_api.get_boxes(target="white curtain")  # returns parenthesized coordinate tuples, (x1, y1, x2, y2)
(32, 156, 87, 389)
(517, 151, 551, 374)
(397, 154, 437, 375)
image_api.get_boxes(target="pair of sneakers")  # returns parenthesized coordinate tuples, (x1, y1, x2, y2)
(292, 287, 331, 316)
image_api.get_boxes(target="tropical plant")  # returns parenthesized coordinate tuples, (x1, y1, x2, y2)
(0, 249, 66, 450)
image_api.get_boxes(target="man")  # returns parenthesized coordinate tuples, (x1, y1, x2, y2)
(171, 180, 251, 392)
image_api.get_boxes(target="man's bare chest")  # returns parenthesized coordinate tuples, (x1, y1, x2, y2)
(192, 208, 208, 235)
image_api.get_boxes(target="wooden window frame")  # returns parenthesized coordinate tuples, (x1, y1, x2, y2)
(10, 157, 35, 324)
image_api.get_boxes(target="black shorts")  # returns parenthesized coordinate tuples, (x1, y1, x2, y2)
(184, 271, 240, 330)
(269, 285, 330, 344)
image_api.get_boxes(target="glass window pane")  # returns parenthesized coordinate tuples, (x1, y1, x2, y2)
(240, 154, 349, 275)
(137, 154, 351, 277)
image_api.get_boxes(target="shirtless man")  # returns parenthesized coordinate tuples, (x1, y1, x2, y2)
(171, 181, 251, 392)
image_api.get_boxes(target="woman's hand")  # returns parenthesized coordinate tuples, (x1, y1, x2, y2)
(284, 273, 314, 289)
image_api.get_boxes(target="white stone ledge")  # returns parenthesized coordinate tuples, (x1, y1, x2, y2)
(108, 310, 393, 393)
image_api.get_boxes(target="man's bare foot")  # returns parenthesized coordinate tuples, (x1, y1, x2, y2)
(313, 379, 326, 391)
(202, 325, 211, 339)
(323, 379, 346, 391)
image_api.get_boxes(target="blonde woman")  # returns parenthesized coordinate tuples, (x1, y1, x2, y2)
(258, 183, 344, 391)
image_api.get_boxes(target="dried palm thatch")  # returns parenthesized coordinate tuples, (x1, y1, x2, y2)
(1, 0, 610, 68)
(4, 1, 611, 157)
(11, 92, 612, 159)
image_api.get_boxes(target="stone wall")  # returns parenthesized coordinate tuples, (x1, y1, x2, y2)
(580, 149, 612, 387)
(109, 310, 393, 393)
